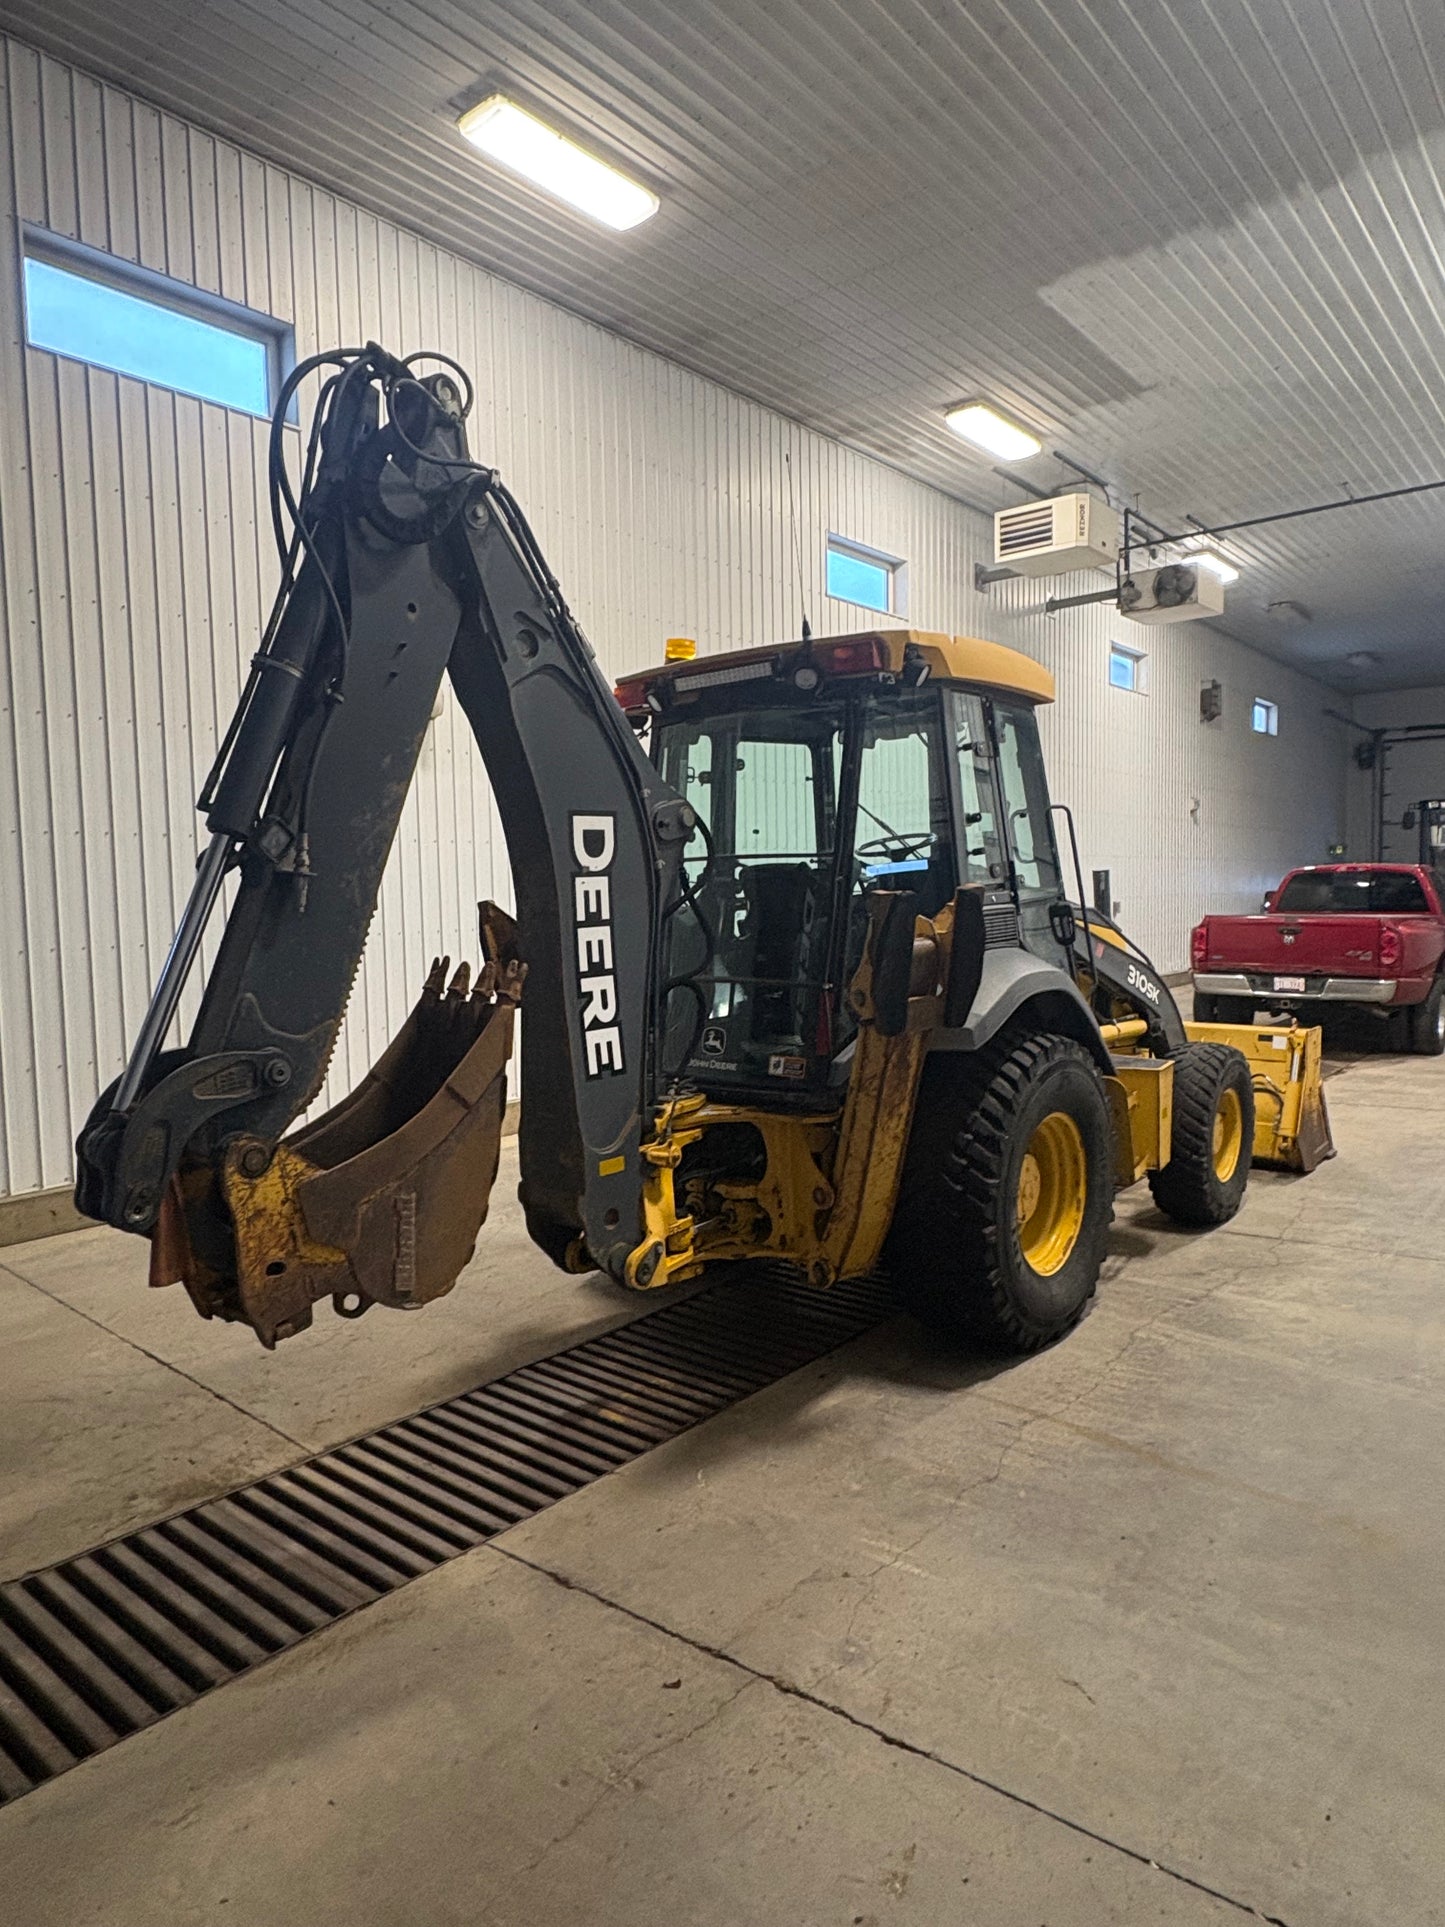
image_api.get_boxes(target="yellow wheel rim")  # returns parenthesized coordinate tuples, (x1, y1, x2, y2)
(1016, 1110, 1088, 1277)
(1212, 1086, 1244, 1182)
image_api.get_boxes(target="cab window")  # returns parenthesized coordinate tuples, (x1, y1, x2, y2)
(653, 705, 842, 1082)
(676, 726, 712, 823)
(1275, 870, 1429, 915)
(992, 701, 1061, 898)
(735, 739, 817, 857)
(853, 691, 955, 916)
(947, 690, 1006, 885)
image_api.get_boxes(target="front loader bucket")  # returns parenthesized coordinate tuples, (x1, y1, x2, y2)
(1184, 1019, 1335, 1174)
(150, 910, 523, 1347)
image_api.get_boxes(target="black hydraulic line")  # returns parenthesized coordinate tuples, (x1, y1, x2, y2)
(111, 834, 232, 1112)
(659, 812, 718, 1082)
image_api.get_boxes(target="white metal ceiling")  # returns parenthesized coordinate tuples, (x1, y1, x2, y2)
(5, 0, 1445, 691)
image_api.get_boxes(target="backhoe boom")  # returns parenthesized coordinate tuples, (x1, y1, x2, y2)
(75, 344, 691, 1341)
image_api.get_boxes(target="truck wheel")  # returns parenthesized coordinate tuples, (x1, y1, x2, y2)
(1195, 993, 1254, 1025)
(1407, 980, 1445, 1056)
(1148, 1043, 1254, 1227)
(887, 1032, 1114, 1354)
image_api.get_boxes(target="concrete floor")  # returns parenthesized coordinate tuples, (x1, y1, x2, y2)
(2, 1039, 1443, 1925)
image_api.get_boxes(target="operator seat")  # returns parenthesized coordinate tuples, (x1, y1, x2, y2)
(735, 861, 815, 1041)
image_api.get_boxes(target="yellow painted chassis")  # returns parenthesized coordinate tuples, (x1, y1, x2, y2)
(1104, 1017, 1332, 1179)
(623, 912, 1333, 1296)
(209, 904, 1334, 1335)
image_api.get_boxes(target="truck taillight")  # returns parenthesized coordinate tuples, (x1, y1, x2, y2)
(1190, 923, 1208, 970)
(1380, 924, 1403, 970)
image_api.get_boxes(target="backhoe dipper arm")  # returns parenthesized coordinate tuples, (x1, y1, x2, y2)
(75, 344, 692, 1336)
(443, 458, 695, 1274)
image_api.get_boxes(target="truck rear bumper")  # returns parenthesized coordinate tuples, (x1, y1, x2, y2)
(1193, 972, 1399, 1004)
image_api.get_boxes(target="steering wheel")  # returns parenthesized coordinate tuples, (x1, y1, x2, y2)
(857, 831, 933, 864)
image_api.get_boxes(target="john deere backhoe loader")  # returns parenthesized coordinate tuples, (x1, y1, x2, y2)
(74, 344, 1332, 1357)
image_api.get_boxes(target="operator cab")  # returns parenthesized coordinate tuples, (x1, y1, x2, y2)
(615, 629, 1069, 1106)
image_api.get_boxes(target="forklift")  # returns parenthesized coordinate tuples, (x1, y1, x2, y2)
(75, 344, 1332, 1360)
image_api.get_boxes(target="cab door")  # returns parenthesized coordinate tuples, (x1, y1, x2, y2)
(946, 689, 1013, 935)
(987, 698, 1072, 969)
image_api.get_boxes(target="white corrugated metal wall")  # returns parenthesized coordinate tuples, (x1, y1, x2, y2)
(0, 36, 1348, 1200)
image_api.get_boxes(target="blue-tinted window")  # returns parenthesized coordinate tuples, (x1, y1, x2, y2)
(1252, 698, 1278, 736)
(1109, 644, 1147, 691)
(826, 538, 899, 615)
(23, 247, 277, 416)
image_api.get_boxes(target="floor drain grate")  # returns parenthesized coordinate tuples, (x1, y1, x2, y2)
(0, 1265, 895, 1805)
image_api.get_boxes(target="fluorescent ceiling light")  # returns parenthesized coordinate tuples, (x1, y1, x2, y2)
(944, 401, 1043, 461)
(1187, 545, 1240, 584)
(457, 95, 659, 231)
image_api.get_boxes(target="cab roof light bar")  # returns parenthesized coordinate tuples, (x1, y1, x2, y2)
(614, 635, 893, 713)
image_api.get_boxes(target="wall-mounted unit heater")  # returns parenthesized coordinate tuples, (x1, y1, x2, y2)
(1118, 562, 1225, 626)
(993, 492, 1120, 577)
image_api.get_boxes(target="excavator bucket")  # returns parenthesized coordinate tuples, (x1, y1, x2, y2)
(1184, 1018, 1336, 1174)
(149, 906, 524, 1347)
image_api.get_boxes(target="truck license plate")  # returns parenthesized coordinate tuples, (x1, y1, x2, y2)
(1273, 975, 1306, 993)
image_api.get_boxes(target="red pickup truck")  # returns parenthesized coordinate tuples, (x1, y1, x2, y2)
(1191, 863, 1445, 1054)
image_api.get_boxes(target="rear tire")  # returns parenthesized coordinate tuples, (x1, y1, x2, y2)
(888, 1031, 1114, 1354)
(1196, 993, 1254, 1024)
(1148, 1043, 1254, 1228)
(1407, 979, 1445, 1056)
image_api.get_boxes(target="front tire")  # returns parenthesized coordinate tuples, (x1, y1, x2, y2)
(888, 1032, 1114, 1354)
(1407, 979, 1445, 1056)
(1148, 1043, 1254, 1227)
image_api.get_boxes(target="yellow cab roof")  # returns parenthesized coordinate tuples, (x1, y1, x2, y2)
(619, 628, 1054, 705)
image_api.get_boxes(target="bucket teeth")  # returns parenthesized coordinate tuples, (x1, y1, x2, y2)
(154, 928, 521, 1347)
(479, 900, 522, 970)
(478, 901, 526, 1006)
(212, 955, 516, 1346)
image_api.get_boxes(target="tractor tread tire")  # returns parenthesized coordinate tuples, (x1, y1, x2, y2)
(1147, 1042, 1254, 1228)
(888, 1030, 1113, 1355)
